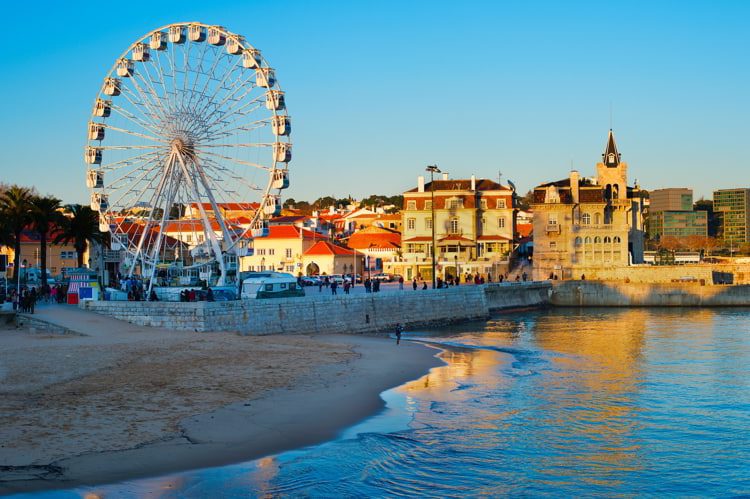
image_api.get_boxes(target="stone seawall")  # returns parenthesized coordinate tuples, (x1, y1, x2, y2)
(551, 281, 750, 307)
(80, 282, 551, 334)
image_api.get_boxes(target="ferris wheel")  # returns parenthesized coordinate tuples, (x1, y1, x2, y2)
(84, 22, 291, 289)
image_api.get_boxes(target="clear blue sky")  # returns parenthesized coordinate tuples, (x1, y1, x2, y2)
(1, 0, 748, 203)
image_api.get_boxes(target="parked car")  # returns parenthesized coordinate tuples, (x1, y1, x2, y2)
(328, 274, 347, 285)
(345, 273, 362, 283)
(300, 276, 321, 286)
(372, 273, 394, 282)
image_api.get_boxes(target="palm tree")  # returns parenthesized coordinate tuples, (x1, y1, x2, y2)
(55, 204, 105, 268)
(30, 196, 64, 287)
(0, 186, 34, 280)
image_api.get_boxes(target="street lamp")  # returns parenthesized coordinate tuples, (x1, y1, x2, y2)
(426, 164, 441, 289)
(454, 254, 459, 285)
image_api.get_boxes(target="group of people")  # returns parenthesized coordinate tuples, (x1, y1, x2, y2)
(178, 288, 214, 302)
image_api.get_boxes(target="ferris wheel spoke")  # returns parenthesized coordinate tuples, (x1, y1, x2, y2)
(110, 101, 163, 136)
(118, 82, 167, 127)
(194, 150, 271, 171)
(134, 58, 175, 118)
(102, 124, 168, 144)
(127, 69, 170, 125)
(99, 150, 162, 171)
(202, 116, 271, 141)
(193, 55, 247, 120)
(201, 76, 262, 130)
(200, 157, 264, 192)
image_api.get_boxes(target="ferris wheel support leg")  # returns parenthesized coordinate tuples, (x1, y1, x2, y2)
(174, 150, 228, 287)
(145, 157, 182, 296)
(128, 154, 175, 280)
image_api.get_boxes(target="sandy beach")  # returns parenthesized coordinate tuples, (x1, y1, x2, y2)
(0, 309, 441, 495)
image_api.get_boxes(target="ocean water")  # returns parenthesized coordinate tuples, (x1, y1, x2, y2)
(35, 308, 750, 497)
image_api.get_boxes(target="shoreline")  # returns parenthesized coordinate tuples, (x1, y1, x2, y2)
(0, 332, 443, 495)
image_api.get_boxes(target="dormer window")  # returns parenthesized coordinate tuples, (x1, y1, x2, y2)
(608, 153, 616, 164)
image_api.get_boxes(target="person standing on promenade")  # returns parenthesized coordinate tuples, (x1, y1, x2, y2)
(364, 278, 372, 293)
(343, 280, 350, 294)
(395, 323, 403, 345)
(318, 279, 323, 292)
(412, 278, 417, 290)
(422, 280, 428, 290)
(373, 279, 380, 293)
(398, 276, 404, 290)
(331, 280, 338, 295)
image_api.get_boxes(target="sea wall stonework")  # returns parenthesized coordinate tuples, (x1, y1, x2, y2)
(551, 281, 750, 307)
(80, 282, 551, 334)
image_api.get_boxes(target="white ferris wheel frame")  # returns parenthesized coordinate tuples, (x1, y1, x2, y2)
(84, 21, 291, 291)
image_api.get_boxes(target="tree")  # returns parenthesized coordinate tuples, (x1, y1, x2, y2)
(55, 204, 105, 268)
(30, 195, 64, 287)
(0, 186, 34, 280)
(313, 196, 338, 210)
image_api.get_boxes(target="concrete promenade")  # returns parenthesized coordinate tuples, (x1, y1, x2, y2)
(80, 282, 552, 335)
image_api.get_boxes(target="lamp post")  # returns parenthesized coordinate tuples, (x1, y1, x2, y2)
(454, 254, 459, 285)
(426, 164, 441, 289)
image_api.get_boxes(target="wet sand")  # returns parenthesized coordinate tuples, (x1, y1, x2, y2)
(0, 318, 441, 494)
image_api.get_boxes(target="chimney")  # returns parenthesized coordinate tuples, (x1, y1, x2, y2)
(442, 172, 449, 181)
(471, 174, 476, 191)
(417, 175, 425, 193)
(570, 170, 580, 203)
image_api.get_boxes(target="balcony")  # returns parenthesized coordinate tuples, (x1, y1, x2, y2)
(545, 224, 560, 233)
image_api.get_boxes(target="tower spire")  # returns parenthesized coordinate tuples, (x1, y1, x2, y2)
(602, 129, 621, 168)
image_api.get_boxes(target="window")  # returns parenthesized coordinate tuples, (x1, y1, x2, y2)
(247, 265, 255, 271)
(574, 237, 582, 246)
(285, 248, 293, 258)
(425, 218, 432, 229)
(498, 217, 506, 228)
(480, 199, 488, 210)
(613, 236, 622, 243)
(594, 236, 601, 243)
(280, 283, 287, 289)
(604, 236, 612, 243)
(581, 213, 591, 225)
(407, 200, 416, 210)
(548, 214, 558, 225)
(269, 249, 275, 255)
(497, 199, 506, 209)
(550, 242, 557, 250)
(185, 234, 192, 243)
(198, 234, 204, 242)
(584, 236, 592, 244)
(257, 248, 266, 255)
(450, 218, 460, 234)
(265, 284, 273, 291)
(407, 218, 416, 230)
(425, 200, 433, 210)
(448, 198, 463, 209)
(594, 213, 601, 225)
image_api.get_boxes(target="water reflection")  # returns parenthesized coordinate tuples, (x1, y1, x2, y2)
(68, 308, 750, 497)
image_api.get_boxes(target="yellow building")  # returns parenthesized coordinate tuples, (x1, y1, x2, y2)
(239, 225, 320, 275)
(391, 174, 515, 282)
(531, 130, 646, 280)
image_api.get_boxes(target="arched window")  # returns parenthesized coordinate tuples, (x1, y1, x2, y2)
(613, 236, 621, 243)
(604, 236, 612, 243)
(575, 237, 582, 246)
(584, 236, 592, 244)
(594, 236, 601, 243)
(594, 213, 601, 225)
(450, 217, 460, 234)
(613, 184, 620, 199)
(581, 213, 591, 225)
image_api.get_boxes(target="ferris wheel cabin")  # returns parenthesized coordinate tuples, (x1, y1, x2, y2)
(265, 90, 285, 111)
(90, 193, 109, 211)
(84, 146, 102, 165)
(262, 196, 282, 216)
(188, 24, 206, 42)
(169, 26, 185, 44)
(242, 48, 262, 69)
(271, 169, 290, 189)
(150, 31, 167, 50)
(208, 26, 226, 45)
(251, 220, 269, 238)
(116, 58, 134, 77)
(88, 122, 105, 141)
(132, 43, 150, 61)
(86, 170, 104, 189)
(226, 35, 244, 54)
(272, 116, 291, 136)
(273, 142, 292, 163)
(93, 99, 111, 117)
(103, 77, 121, 96)
(255, 68, 276, 88)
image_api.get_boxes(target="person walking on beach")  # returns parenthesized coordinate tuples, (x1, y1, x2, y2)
(395, 323, 403, 345)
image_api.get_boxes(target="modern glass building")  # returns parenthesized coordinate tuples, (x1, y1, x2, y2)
(713, 188, 750, 245)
